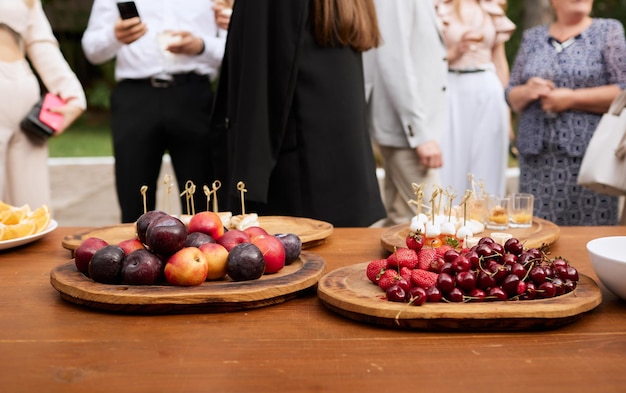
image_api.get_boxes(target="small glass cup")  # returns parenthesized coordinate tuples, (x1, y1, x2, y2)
(486, 195, 510, 230)
(509, 193, 534, 228)
(468, 196, 488, 225)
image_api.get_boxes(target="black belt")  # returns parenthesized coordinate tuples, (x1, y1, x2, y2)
(122, 72, 209, 88)
(448, 69, 486, 74)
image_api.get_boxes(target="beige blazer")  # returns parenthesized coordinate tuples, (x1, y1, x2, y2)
(364, 0, 448, 149)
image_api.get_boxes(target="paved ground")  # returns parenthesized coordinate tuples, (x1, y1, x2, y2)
(49, 156, 182, 227)
(49, 156, 522, 227)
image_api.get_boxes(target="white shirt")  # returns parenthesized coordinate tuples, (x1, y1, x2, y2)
(81, 0, 226, 81)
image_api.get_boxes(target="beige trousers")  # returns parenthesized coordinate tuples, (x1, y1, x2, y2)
(0, 59, 50, 208)
(376, 145, 441, 227)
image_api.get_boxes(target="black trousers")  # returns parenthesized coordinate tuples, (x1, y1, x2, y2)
(111, 74, 214, 223)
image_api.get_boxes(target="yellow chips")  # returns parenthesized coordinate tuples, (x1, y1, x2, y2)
(0, 202, 51, 241)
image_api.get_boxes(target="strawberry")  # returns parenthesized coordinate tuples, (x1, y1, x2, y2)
(378, 269, 401, 291)
(405, 231, 424, 252)
(366, 259, 388, 284)
(417, 248, 438, 271)
(400, 266, 413, 283)
(411, 269, 439, 289)
(387, 247, 418, 269)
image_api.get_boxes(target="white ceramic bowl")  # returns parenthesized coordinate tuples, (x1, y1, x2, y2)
(587, 236, 626, 301)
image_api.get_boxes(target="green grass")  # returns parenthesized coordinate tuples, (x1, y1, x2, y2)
(48, 111, 113, 157)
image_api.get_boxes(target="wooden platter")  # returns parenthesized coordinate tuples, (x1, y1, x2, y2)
(50, 251, 325, 314)
(61, 215, 334, 252)
(317, 262, 602, 331)
(380, 217, 560, 253)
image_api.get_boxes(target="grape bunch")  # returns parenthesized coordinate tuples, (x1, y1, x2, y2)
(367, 236, 579, 305)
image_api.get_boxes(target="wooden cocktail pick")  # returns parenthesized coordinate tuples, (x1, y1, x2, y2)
(206, 180, 222, 212)
(407, 183, 424, 215)
(179, 180, 196, 215)
(236, 181, 247, 215)
(445, 187, 457, 221)
(140, 185, 148, 214)
(459, 190, 472, 226)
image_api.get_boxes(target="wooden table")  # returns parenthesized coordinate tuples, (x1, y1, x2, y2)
(1, 226, 625, 393)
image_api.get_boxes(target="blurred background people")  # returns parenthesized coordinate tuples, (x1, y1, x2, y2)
(364, 0, 448, 226)
(506, 0, 626, 225)
(435, 0, 515, 196)
(0, 0, 85, 209)
(210, 0, 385, 227)
(81, 0, 226, 223)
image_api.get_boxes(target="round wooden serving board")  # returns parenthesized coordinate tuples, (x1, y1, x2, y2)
(50, 251, 325, 314)
(380, 217, 560, 253)
(61, 215, 334, 253)
(318, 262, 602, 331)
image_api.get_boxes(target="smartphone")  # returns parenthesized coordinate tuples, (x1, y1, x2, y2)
(117, 1, 140, 20)
(39, 93, 64, 131)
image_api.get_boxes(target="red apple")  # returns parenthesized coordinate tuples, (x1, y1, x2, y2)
(199, 242, 229, 280)
(164, 247, 208, 286)
(74, 237, 109, 276)
(188, 211, 225, 240)
(252, 234, 286, 274)
(118, 238, 145, 255)
(243, 226, 268, 240)
(217, 229, 251, 251)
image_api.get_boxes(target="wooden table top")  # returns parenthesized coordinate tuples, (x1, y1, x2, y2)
(1, 226, 625, 393)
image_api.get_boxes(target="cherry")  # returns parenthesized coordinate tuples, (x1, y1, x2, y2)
(452, 255, 472, 273)
(552, 277, 565, 296)
(437, 272, 455, 293)
(386, 285, 407, 302)
(488, 286, 507, 301)
(446, 287, 465, 302)
(478, 236, 495, 245)
(510, 262, 527, 279)
(502, 252, 518, 266)
(522, 281, 537, 300)
(565, 266, 579, 281)
(504, 237, 524, 256)
(444, 249, 460, 263)
(464, 250, 481, 269)
(527, 248, 543, 260)
(476, 270, 497, 290)
(455, 270, 476, 292)
(468, 288, 487, 302)
(426, 285, 443, 303)
(529, 266, 547, 284)
(501, 274, 520, 297)
(491, 242, 505, 258)
(564, 279, 577, 293)
(538, 281, 557, 298)
(475, 243, 494, 259)
(396, 277, 412, 292)
(408, 286, 427, 306)
(439, 262, 454, 275)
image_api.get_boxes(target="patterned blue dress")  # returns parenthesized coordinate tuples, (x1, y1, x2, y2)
(506, 18, 626, 226)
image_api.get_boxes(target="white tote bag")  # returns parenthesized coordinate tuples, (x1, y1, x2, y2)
(577, 90, 626, 196)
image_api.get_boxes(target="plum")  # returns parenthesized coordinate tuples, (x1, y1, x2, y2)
(145, 214, 188, 256)
(136, 210, 168, 244)
(226, 243, 265, 281)
(88, 245, 126, 284)
(121, 249, 164, 285)
(274, 233, 302, 265)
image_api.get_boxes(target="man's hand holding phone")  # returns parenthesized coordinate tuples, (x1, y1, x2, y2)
(115, 1, 146, 44)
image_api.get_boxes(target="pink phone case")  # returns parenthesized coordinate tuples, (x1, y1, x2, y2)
(39, 93, 65, 131)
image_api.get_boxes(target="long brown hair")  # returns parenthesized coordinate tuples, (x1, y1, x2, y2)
(311, 0, 380, 52)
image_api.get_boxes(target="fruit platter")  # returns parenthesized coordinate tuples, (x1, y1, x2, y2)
(50, 210, 326, 314)
(318, 234, 602, 331)
(50, 251, 324, 314)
